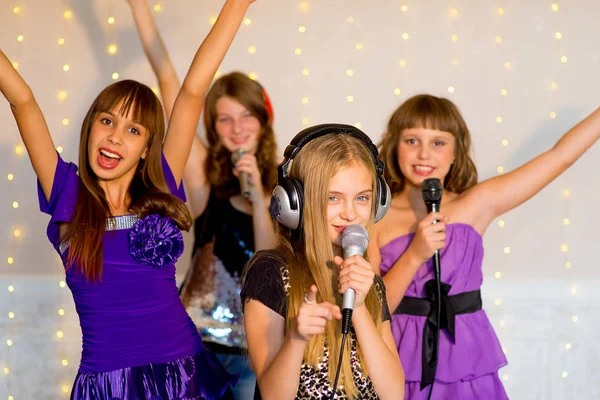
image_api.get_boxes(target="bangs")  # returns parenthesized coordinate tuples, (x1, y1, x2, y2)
(94, 80, 162, 135)
(395, 95, 462, 135)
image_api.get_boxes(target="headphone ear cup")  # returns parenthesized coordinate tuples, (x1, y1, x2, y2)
(374, 177, 391, 223)
(271, 178, 304, 230)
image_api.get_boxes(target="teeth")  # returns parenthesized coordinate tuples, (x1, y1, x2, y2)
(100, 149, 121, 159)
(415, 165, 433, 172)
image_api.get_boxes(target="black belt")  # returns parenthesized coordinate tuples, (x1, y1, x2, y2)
(393, 280, 482, 390)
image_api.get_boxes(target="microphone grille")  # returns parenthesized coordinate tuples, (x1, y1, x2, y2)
(341, 224, 369, 251)
(231, 148, 246, 164)
(421, 178, 442, 203)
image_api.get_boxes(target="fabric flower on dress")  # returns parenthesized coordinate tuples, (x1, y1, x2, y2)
(128, 214, 184, 268)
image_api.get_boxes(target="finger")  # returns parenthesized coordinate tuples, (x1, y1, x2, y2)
(333, 255, 344, 266)
(320, 303, 342, 319)
(305, 284, 318, 304)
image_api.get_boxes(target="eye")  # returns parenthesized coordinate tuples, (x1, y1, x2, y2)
(100, 118, 113, 125)
(129, 127, 140, 135)
(217, 117, 230, 123)
(434, 140, 446, 146)
(404, 138, 417, 145)
(356, 195, 370, 202)
(243, 112, 253, 118)
(328, 195, 339, 202)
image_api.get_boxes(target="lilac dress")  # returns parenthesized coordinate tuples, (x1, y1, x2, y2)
(379, 223, 508, 399)
(38, 155, 238, 400)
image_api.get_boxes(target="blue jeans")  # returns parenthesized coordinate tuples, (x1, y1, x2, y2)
(216, 352, 256, 400)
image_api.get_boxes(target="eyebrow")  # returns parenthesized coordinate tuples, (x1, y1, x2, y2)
(329, 189, 373, 195)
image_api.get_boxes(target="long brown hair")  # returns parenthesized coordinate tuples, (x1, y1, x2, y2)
(203, 71, 278, 199)
(64, 80, 192, 281)
(379, 94, 478, 194)
(246, 134, 383, 398)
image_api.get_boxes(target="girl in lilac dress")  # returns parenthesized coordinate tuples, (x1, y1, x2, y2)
(368, 94, 600, 399)
(0, 1, 257, 398)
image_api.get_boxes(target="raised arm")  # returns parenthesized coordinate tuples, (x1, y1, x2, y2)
(463, 107, 600, 230)
(127, 0, 180, 118)
(0, 50, 57, 200)
(163, 0, 253, 185)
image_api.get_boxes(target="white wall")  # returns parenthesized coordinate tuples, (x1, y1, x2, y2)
(1, 0, 599, 398)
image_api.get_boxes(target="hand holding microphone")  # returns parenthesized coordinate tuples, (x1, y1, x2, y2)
(231, 148, 252, 199)
(335, 224, 374, 334)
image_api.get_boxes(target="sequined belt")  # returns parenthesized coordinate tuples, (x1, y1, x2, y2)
(393, 280, 482, 390)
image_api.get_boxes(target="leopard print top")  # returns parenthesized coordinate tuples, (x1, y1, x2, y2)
(279, 263, 381, 400)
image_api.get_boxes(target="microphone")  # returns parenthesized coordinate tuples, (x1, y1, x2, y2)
(231, 148, 250, 198)
(421, 178, 443, 281)
(340, 224, 369, 334)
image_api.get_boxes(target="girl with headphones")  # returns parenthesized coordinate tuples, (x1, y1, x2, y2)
(241, 125, 405, 399)
(127, 1, 279, 397)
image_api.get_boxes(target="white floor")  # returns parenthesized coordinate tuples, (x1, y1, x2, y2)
(1, 276, 599, 399)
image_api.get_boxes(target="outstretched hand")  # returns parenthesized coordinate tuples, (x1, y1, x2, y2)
(292, 285, 341, 342)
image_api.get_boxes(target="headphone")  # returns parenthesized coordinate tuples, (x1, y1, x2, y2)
(270, 124, 391, 230)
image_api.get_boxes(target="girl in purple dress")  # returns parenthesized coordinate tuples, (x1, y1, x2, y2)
(125, 2, 279, 397)
(368, 94, 600, 399)
(0, 1, 256, 398)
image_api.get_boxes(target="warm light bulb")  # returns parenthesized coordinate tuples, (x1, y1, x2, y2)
(6, 339, 12, 346)
(495, 299, 502, 306)
(56, 146, 63, 154)
(570, 286, 577, 294)
(302, 117, 309, 125)
(15, 145, 24, 155)
(64, 10, 73, 20)
(497, 8, 504, 15)
(555, 32, 562, 39)
(561, 244, 568, 252)
(572, 316, 578, 322)
(501, 89, 508, 96)
(108, 16, 115, 24)
(58, 38, 65, 45)
(347, 16, 355, 23)
(13, 229, 21, 238)
(108, 44, 118, 55)
(497, 166, 504, 173)
(209, 16, 217, 25)
(3, 368, 9, 375)
(450, 8, 458, 17)
(346, 95, 354, 103)
(12, 202, 18, 209)
(298, 2, 310, 12)
(56, 330, 64, 339)
(447, 86, 455, 94)
(59, 281, 66, 288)
(562, 371, 568, 378)
(354, 122, 362, 129)
(552, 4, 559, 12)
(563, 189, 571, 197)
(248, 46, 257, 54)
(17, 35, 24, 42)
(8, 285, 15, 292)
(8, 312, 15, 319)
(8, 257, 14, 264)
(502, 375, 508, 381)
(153, 4, 162, 12)
(294, 48, 302, 55)
(561, 56, 568, 63)
(12, 62, 19, 70)
(565, 343, 572, 350)
(502, 139, 509, 146)
(495, 271, 502, 279)
(400, 5, 408, 12)
(248, 72, 258, 81)
(451, 59, 459, 66)
(504, 61, 512, 69)
(346, 69, 354, 76)
(399, 60, 406, 67)
(504, 247, 511, 254)
(394, 88, 402, 96)
(298, 26, 306, 33)
(7, 174, 14, 181)
(112, 72, 119, 80)
(565, 261, 572, 269)
(402, 33, 410, 40)
(355, 43, 363, 51)
(58, 90, 67, 101)
(301, 97, 309, 105)
(62, 359, 69, 366)
(498, 220, 505, 227)
(451, 34, 458, 42)
(13, 6, 20, 14)
(63, 64, 70, 72)
(59, 309, 66, 316)
(62, 118, 70, 126)
(496, 116, 503, 123)
(302, 69, 310, 76)
(244, 18, 252, 26)
(495, 36, 503, 44)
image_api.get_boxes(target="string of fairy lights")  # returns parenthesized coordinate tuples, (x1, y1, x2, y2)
(297, 1, 310, 127)
(549, 2, 576, 381)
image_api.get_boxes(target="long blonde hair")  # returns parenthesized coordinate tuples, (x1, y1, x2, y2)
(281, 134, 383, 398)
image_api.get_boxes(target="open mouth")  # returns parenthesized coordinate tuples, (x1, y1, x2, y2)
(413, 165, 434, 175)
(98, 148, 122, 170)
(334, 225, 347, 233)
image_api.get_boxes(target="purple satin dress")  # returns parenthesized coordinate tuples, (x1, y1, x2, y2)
(37, 154, 238, 400)
(380, 223, 508, 399)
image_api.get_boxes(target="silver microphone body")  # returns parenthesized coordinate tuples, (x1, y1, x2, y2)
(341, 225, 369, 311)
(231, 149, 250, 198)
